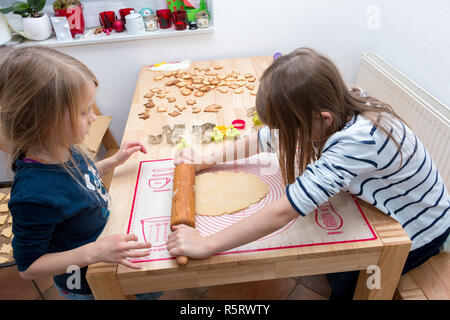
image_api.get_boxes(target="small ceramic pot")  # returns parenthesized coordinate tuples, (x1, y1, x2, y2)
(22, 13, 52, 41)
(125, 10, 145, 35)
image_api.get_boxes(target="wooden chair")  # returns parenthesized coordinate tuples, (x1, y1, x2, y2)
(82, 103, 119, 190)
(395, 252, 450, 300)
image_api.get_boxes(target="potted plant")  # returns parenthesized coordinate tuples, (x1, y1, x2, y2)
(0, 0, 52, 41)
(53, 0, 84, 37)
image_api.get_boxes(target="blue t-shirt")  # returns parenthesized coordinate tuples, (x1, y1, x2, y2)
(9, 149, 111, 294)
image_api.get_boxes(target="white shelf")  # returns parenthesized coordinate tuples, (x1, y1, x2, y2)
(12, 25, 214, 48)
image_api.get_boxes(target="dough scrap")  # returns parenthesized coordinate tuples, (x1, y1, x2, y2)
(195, 171, 269, 216)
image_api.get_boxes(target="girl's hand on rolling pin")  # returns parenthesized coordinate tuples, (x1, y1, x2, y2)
(113, 141, 148, 166)
(90, 233, 152, 269)
(174, 148, 213, 172)
(166, 225, 214, 259)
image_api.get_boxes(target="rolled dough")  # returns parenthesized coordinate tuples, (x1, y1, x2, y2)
(195, 171, 269, 216)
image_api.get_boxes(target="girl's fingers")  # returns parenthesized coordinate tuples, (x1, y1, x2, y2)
(123, 141, 146, 153)
(124, 241, 152, 250)
(171, 224, 189, 231)
(167, 247, 182, 256)
(125, 233, 138, 242)
(128, 146, 142, 155)
(167, 231, 177, 242)
(125, 250, 152, 258)
(120, 259, 143, 270)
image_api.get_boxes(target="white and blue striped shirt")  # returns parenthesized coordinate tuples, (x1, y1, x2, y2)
(259, 114, 449, 251)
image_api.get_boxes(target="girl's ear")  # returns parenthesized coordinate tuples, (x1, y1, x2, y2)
(320, 111, 333, 129)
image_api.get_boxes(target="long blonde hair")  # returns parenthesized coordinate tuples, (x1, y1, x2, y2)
(0, 45, 98, 184)
(256, 47, 405, 184)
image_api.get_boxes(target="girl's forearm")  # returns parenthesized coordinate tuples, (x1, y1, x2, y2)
(19, 242, 96, 280)
(95, 156, 117, 177)
(208, 131, 260, 165)
(205, 196, 299, 255)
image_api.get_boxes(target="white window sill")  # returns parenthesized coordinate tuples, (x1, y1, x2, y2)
(9, 25, 214, 48)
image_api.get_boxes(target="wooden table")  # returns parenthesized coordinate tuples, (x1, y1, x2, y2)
(86, 56, 411, 300)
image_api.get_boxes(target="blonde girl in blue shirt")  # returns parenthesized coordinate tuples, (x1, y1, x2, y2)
(0, 46, 159, 299)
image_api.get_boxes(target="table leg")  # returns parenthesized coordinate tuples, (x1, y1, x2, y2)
(353, 223, 411, 299)
(86, 262, 134, 300)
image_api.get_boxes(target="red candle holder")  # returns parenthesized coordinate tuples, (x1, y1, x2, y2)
(156, 9, 172, 29)
(119, 8, 134, 24)
(172, 10, 187, 31)
(99, 11, 116, 29)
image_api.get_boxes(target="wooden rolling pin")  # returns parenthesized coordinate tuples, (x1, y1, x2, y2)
(170, 163, 196, 266)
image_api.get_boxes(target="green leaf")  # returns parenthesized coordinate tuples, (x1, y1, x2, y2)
(14, 9, 29, 17)
(12, 2, 29, 12)
(27, 0, 45, 11)
(27, 0, 39, 9)
(36, 0, 46, 12)
(0, 7, 15, 14)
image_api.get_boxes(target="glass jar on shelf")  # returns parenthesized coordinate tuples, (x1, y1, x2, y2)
(195, 10, 209, 28)
(143, 14, 159, 31)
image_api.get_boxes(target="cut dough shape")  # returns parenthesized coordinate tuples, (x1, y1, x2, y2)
(181, 88, 192, 96)
(0, 215, 7, 225)
(175, 105, 186, 112)
(169, 110, 181, 117)
(157, 106, 167, 113)
(195, 171, 269, 216)
(192, 106, 201, 114)
(1, 226, 12, 238)
(0, 257, 8, 264)
(0, 243, 12, 254)
(0, 204, 8, 213)
(204, 104, 222, 113)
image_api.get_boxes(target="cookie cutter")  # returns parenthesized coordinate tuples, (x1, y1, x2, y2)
(201, 122, 215, 144)
(162, 125, 173, 144)
(192, 124, 204, 144)
(148, 134, 163, 145)
(246, 107, 256, 118)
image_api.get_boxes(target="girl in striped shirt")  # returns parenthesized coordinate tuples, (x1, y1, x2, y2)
(167, 48, 449, 299)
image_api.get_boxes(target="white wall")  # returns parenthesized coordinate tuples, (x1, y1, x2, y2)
(371, 0, 450, 107)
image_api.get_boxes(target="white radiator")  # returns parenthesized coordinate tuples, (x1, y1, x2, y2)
(356, 52, 450, 185)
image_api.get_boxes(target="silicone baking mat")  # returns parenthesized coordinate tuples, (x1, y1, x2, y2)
(126, 154, 377, 263)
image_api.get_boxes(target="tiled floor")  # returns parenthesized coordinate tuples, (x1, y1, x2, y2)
(0, 264, 332, 300)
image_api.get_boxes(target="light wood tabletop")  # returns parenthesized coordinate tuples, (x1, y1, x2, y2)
(86, 55, 411, 300)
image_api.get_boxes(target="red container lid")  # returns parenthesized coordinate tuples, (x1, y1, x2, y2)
(231, 119, 246, 130)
